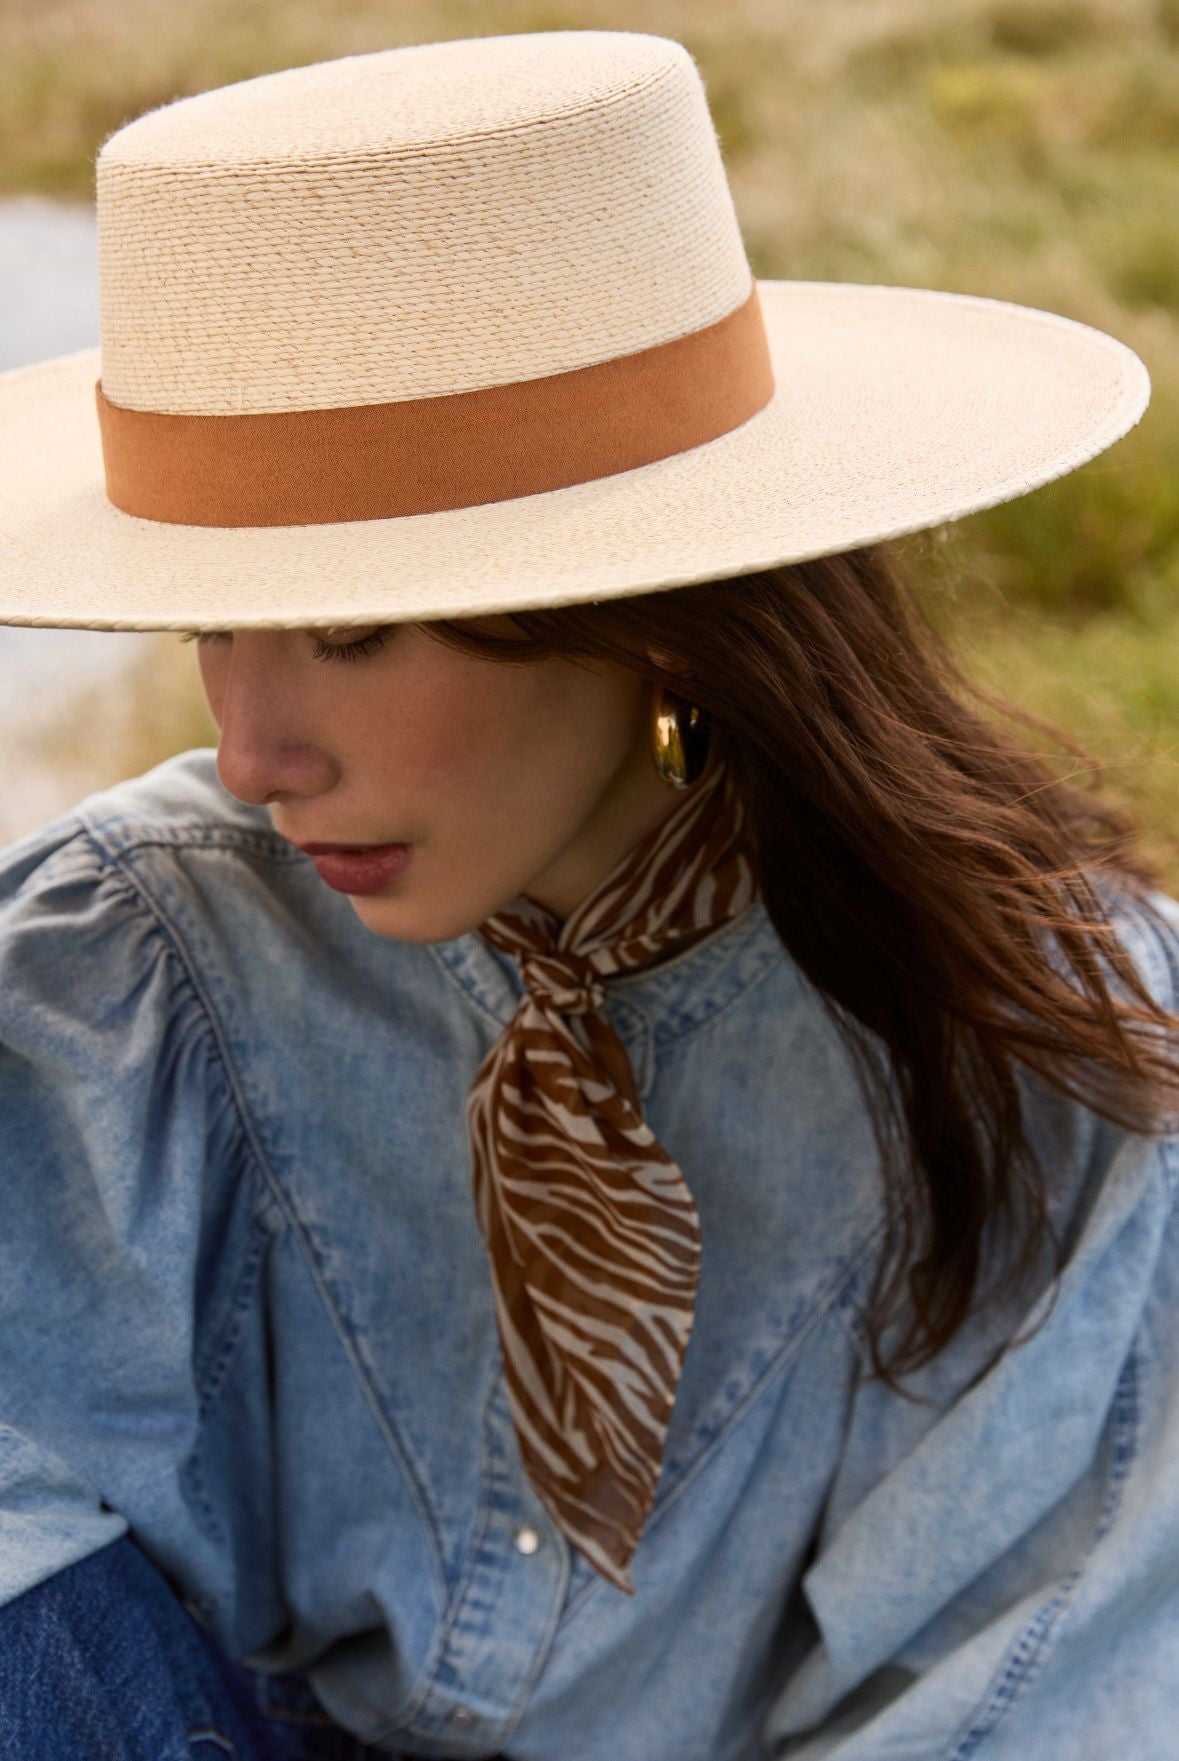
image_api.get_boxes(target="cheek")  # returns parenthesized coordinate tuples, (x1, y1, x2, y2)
(353, 654, 642, 825)
(434, 665, 641, 809)
(331, 688, 498, 832)
(399, 696, 525, 803)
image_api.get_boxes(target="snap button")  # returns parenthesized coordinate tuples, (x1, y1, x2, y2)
(447, 1705, 477, 1729)
(513, 1523, 542, 1555)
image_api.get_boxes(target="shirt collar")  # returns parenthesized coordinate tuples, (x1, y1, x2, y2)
(429, 893, 790, 1066)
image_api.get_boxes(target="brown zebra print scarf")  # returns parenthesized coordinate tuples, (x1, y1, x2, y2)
(467, 754, 758, 1594)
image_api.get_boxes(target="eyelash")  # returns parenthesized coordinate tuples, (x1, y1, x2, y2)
(178, 629, 389, 665)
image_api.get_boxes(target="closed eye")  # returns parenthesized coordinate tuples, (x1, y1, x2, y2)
(178, 628, 390, 664)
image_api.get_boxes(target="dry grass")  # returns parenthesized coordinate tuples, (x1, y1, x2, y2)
(3, 0, 1178, 887)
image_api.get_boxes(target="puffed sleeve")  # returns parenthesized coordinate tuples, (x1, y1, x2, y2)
(0, 815, 237, 1604)
(763, 888, 1179, 1759)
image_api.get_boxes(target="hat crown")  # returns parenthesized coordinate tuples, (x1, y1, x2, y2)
(95, 31, 754, 416)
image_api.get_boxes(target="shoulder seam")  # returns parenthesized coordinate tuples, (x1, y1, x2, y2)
(79, 815, 300, 865)
(87, 844, 276, 1222)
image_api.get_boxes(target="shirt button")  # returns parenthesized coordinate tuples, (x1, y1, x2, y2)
(513, 1523, 542, 1555)
(447, 1706, 477, 1729)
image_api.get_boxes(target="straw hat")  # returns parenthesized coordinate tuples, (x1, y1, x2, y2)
(0, 29, 1151, 633)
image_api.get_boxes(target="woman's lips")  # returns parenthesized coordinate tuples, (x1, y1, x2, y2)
(301, 843, 413, 896)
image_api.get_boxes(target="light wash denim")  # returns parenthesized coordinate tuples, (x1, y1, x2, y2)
(1, 746, 1178, 1761)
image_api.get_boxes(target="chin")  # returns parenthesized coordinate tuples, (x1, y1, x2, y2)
(346, 891, 489, 946)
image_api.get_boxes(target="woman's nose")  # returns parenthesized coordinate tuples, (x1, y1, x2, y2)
(216, 727, 338, 808)
(209, 636, 339, 806)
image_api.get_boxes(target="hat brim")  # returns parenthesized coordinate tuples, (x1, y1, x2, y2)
(0, 279, 1150, 631)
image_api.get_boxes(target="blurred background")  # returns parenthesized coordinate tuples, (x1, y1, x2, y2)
(2, 0, 1177, 881)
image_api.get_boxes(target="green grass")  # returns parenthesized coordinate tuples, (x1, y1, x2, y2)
(3, 0, 1178, 887)
(967, 617, 1179, 894)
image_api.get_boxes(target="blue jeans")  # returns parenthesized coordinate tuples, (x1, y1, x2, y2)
(0, 1536, 402, 1760)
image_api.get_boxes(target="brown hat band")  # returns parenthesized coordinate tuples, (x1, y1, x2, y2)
(93, 286, 775, 528)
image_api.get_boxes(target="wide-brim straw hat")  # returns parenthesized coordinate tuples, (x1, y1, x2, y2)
(0, 29, 1152, 633)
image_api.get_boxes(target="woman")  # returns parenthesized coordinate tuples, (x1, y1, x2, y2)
(1, 28, 1177, 1761)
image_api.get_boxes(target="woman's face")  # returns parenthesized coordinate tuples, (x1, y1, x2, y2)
(194, 616, 688, 941)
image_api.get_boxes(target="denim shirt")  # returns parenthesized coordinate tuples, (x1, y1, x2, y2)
(2, 746, 1178, 1761)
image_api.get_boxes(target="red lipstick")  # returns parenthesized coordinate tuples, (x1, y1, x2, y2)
(294, 842, 413, 896)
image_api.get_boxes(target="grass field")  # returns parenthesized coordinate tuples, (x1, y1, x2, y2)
(5, 0, 1178, 886)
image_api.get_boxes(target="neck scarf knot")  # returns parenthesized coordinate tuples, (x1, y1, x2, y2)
(466, 754, 758, 1594)
(519, 950, 607, 1016)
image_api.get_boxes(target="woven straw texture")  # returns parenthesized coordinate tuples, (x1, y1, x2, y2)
(0, 281, 1149, 631)
(0, 30, 1153, 631)
(95, 33, 751, 412)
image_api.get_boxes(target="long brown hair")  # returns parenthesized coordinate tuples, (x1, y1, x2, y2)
(419, 539, 1179, 1390)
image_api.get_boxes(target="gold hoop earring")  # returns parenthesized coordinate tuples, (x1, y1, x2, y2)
(650, 684, 711, 791)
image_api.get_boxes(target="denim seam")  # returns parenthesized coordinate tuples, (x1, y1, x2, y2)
(182, 1216, 275, 1545)
(263, 1206, 452, 1645)
(81, 821, 304, 863)
(190, 1212, 274, 1410)
(828, 1217, 893, 1367)
(941, 1343, 1141, 1761)
(51, 834, 282, 1550)
(477, 1371, 575, 1749)
(496, 1510, 574, 1751)
(642, 934, 790, 1055)
(185, 1731, 237, 1756)
(367, 1353, 503, 1742)
(364, 1355, 541, 1750)
(561, 1221, 887, 1628)
(9, 842, 107, 898)
(83, 836, 451, 1623)
(427, 939, 515, 1031)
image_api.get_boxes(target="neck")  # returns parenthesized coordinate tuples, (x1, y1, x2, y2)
(522, 746, 718, 922)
